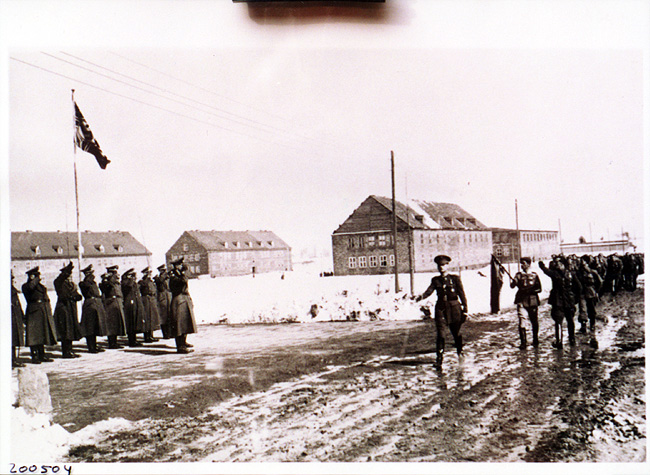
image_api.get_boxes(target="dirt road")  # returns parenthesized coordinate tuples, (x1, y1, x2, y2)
(42, 288, 644, 462)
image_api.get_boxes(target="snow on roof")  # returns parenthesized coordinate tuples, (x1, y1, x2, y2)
(186, 230, 291, 251)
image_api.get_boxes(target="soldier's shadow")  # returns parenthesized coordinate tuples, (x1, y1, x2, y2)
(121, 348, 179, 356)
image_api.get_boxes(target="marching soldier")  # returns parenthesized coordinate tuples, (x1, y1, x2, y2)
(53, 261, 83, 358)
(416, 255, 468, 368)
(169, 257, 197, 354)
(577, 259, 602, 334)
(122, 268, 146, 347)
(22, 267, 57, 364)
(78, 264, 108, 353)
(100, 265, 126, 349)
(11, 271, 26, 367)
(139, 267, 161, 343)
(154, 264, 172, 339)
(509, 257, 542, 349)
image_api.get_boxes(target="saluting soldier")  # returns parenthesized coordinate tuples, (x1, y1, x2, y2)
(53, 261, 83, 358)
(539, 258, 582, 348)
(416, 255, 468, 368)
(169, 257, 197, 354)
(577, 259, 602, 334)
(11, 271, 26, 367)
(79, 264, 108, 353)
(154, 264, 172, 339)
(22, 267, 57, 364)
(122, 268, 146, 347)
(100, 265, 126, 349)
(139, 267, 161, 343)
(510, 257, 542, 349)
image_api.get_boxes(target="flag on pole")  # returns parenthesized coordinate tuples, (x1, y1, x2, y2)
(74, 102, 110, 169)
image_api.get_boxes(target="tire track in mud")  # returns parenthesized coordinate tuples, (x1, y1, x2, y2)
(65, 289, 644, 462)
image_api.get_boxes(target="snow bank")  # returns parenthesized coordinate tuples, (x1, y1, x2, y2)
(189, 261, 552, 325)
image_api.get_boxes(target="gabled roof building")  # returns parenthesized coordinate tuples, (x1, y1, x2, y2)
(332, 195, 493, 276)
(166, 230, 292, 278)
(11, 231, 151, 288)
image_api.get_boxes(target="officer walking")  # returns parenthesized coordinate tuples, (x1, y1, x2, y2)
(11, 271, 26, 368)
(416, 255, 468, 368)
(510, 257, 542, 349)
(53, 261, 83, 359)
(79, 264, 108, 353)
(22, 267, 57, 364)
(169, 257, 197, 354)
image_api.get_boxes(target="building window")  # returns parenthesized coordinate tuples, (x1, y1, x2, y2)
(348, 236, 356, 249)
(183, 243, 189, 251)
(378, 234, 387, 247)
(359, 256, 367, 268)
(95, 244, 105, 253)
(367, 235, 375, 247)
(496, 247, 503, 257)
(348, 257, 357, 268)
(389, 255, 395, 267)
(369, 255, 378, 267)
(114, 245, 123, 252)
(195, 253, 200, 261)
(380, 255, 388, 267)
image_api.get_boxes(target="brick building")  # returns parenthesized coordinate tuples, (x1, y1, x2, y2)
(331, 195, 492, 276)
(166, 230, 292, 278)
(491, 228, 560, 264)
(11, 231, 151, 288)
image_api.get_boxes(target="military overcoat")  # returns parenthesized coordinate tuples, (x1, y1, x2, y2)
(99, 274, 126, 336)
(11, 284, 25, 347)
(139, 276, 161, 333)
(53, 272, 83, 341)
(79, 275, 108, 337)
(168, 271, 197, 337)
(22, 279, 58, 346)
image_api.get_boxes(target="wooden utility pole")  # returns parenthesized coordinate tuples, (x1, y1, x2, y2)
(391, 151, 400, 293)
(515, 199, 521, 271)
(405, 175, 414, 296)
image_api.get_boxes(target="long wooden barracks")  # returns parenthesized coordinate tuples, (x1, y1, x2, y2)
(11, 231, 151, 287)
(166, 230, 292, 278)
(331, 195, 493, 276)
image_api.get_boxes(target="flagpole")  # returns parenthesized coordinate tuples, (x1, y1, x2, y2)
(72, 89, 82, 280)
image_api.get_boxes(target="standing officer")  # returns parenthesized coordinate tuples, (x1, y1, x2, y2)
(139, 267, 161, 343)
(11, 271, 26, 367)
(169, 257, 197, 354)
(154, 264, 172, 339)
(22, 267, 57, 364)
(100, 265, 126, 349)
(79, 264, 108, 353)
(510, 257, 542, 349)
(416, 255, 468, 368)
(53, 261, 83, 359)
(121, 268, 145, 347)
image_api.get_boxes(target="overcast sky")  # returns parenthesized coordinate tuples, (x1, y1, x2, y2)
(2, 0, 648, 267)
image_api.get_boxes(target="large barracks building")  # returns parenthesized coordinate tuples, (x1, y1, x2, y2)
(331, 195, 493, 276)
(11, 231, 151, 287)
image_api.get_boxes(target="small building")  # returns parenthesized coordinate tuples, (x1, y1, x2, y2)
(11, 231, 151, 288)
(560, 239, 635, 255)
(491, 228, 560, 263)
(166, 230, 292, 278)
(331, 195, 493, 276)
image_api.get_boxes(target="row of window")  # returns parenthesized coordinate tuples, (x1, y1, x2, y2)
(348, 255, 396, 269)
(419, 232, 489, 245)
(29, 244, 124, 256)
(347, 233, 394, 249)
(523, 233, 555, 242)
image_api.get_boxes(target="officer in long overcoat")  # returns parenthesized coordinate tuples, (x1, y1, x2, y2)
(122, 268, 145, 347)
(11, 271, 26, 367)
(510, 257, 542, 349)
(169, 257, 197, 354)
(53, 261, 83, 358)
(100, 265, 126, 349)
(416, 255, 468, 368)
(154, 264, 172, 339)
(22, 267, 57, 364)
(139, 267, 161, 343)
(79, 264, 108, 353)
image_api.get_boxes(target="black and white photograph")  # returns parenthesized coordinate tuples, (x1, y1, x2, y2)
(1, 0, 648, 473)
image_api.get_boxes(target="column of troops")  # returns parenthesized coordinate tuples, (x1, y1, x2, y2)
(11, 256, 197, 367)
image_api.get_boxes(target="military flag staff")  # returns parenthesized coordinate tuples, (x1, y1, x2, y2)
(391, 151, 400, 293)
(72, 89, 82, 279)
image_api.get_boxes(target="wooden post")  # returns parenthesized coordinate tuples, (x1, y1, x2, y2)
(515, 199, 520, 272)
(405, 175, 414, 296)
(391, 151, 400, 293)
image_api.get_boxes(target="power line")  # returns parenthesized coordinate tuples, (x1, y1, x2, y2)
(43, 52, 306, 146)
(10, 56, 302, 150)
(58, 51, 322, 146)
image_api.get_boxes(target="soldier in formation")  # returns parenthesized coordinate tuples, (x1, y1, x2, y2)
(122, 268, 146, 347)
(22, 267, 57, 364)
(416, 254, 468, 368)
(168, 257, 197, 354)
(139, 267, 161, 343)
(100, 265, 126, 349)
(79, 264, 107, 353)
(11, 271, 26, 367)
(154, 264, 172, 339)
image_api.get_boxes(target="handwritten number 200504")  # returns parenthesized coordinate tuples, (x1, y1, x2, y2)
(9, 464, 72, 474)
